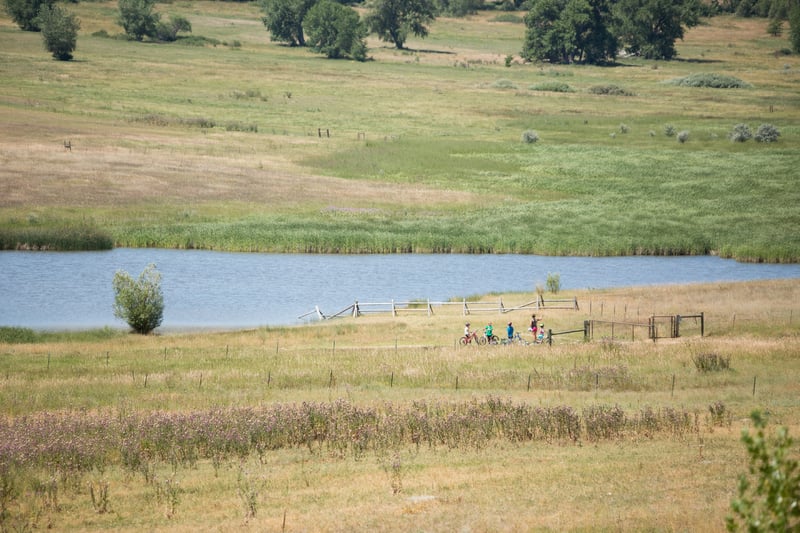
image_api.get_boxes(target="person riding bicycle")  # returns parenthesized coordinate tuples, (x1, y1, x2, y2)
(484, 322, 494, 342)
(464, 322, 478, 343)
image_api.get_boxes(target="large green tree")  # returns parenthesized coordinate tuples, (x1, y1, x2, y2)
(613, 0, 701, 59)
(365, 0, 436, 49)
(304, 0, 368, 59)
(118, 0, 160, 41)
(37, 3, 80, 60)
(522, 0, 617, 64)
(260, 0, 317, 46)
(3, 0, 53, 31)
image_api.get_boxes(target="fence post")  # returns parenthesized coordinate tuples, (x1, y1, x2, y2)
(547, 329, 553, 346)
(583, 320, 590, 342)
(700, 312, 704, 337)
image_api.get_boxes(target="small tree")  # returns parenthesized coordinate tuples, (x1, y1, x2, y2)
(118, 0, 160, 41)
(37, 4, 80, 60)
(365, 0, 436, 50)
(113, 263, 164, 334)
(260, 0, 317, 46)
(304, 0, 367, 60)
(726, 411, 800, 531)
(3, 0, 52, 31)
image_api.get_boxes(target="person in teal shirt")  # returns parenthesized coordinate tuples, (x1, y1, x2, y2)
(507, 322, 514, 341)
(484, 322, 494, 343)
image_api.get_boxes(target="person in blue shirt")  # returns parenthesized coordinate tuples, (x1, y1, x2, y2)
(507, 322, 514, 342)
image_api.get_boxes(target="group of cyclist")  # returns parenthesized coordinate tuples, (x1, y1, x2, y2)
(463, 314, 545, 345)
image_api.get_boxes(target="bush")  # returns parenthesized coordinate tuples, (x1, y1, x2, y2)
(726, 411, 800, 532)
(155, 14, 191, 42)
(528, 81, 574, 93)
(677, 130, 689, 143)
(668, 73, 752, 89)
(692, 353, 730, 372)
(664, 124, 676, 137)
(520, 130, 539, 143)
(729, 123, 753, 143)
(113, 263, 164, 334)
(754, 123, 781, 143)
(546, 272, 560, 293)
(37, 4, 80, 60)
(588, 84, 634, 96)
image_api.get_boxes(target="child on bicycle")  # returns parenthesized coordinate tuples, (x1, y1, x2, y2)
(484, 322, 494, 342)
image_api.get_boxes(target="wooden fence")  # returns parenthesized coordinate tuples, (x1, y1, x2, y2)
(299, 295, 579, 321)
(584, 313, 704, 342)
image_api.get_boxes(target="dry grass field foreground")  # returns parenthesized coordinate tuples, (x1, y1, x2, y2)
(1, 279, 799, 531)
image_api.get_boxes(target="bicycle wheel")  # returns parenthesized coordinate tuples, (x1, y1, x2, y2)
(459, 336, 468, 345)
(477, 335, 487, 345)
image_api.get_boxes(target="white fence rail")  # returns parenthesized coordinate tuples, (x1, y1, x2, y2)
(299, 296, 579, 321)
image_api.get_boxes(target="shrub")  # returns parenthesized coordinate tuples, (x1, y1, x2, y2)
(528, 81, 574, 93)
(692, 353, 730, 372)
(546, 272, 560, 293)
(729, 123, 753, 143)
(754, 123, 780, 143)
(677, 130, 689, 143)
(113, 263, 164, 334)
(664, 124, 676, 137)
(726, 411, 800, 532)
(155, 14, 191, 42)
(619, 123, 629, 134)
(588, 84, 633, 96)
(37, 4, 80, 60)
(520, 130, 539, 143)
(668, 73, 752, 89)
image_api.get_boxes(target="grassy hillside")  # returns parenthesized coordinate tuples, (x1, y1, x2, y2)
(1, 279, 799, 530)
(1, 5, 799, 260)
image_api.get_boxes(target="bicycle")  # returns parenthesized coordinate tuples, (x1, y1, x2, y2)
(459, 332, 486, 345)
(501, 333, 530, 346)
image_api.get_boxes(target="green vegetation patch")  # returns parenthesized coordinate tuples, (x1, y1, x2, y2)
(667, 73, 753, 89)
(528, 81, 575, 92)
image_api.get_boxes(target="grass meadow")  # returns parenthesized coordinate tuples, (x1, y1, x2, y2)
(1, 6, 799, 259)
(1, 279, 800, 530)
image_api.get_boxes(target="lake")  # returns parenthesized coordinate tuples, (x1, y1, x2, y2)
(1, 249, 799, 330)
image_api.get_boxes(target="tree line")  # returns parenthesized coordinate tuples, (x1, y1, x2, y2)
(4, 0, 800, 63)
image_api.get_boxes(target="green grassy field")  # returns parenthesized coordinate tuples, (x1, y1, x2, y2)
(1, 6, 799, 260)
(1, 280, 799, 530)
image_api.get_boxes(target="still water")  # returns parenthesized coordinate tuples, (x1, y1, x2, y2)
(1, 249, 799, 330)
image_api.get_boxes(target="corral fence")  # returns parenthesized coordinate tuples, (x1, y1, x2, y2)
(299, 295, 579, 321)
(584, 313, 704, 342)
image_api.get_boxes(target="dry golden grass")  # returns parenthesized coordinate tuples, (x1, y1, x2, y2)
(1, 279, 799, 530)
